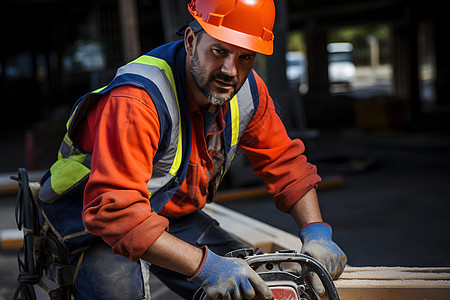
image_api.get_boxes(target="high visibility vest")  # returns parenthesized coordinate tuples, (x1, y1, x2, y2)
(38, 40, 260, 251)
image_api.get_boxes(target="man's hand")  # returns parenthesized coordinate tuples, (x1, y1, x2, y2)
(189, 247, 273, 300)
(299, 222, 347, 295)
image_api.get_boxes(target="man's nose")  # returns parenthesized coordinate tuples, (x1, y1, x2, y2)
(221, 56, 238, 77)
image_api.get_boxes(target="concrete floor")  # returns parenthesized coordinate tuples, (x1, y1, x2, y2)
(1, 122, 450, 299)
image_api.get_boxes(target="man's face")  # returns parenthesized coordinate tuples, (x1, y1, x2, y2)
(190, 32, 256, 106)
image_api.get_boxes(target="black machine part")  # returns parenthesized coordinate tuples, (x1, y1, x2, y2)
(12, 168, 75, 300)
(12, 168, 42, 300)
(193, 249, 340, 300)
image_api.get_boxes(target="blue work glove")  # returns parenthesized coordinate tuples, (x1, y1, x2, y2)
(299, 222, 347, 295)
(189, 247, 273, 300)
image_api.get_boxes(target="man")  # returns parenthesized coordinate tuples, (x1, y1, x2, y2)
(38, 0, 347, 299)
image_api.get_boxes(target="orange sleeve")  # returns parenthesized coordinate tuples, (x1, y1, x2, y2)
(80, 85, 169, 262)
(239, 71, 322, 213)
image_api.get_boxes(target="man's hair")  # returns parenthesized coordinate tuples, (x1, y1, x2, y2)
(176, 20, 203, 39)
(194, 29, 205, 46)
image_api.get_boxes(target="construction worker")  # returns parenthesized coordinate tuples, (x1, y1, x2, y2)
(38, 0, 347, 299)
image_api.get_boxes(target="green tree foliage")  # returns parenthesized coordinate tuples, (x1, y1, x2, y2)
(287, 24, 391, 65)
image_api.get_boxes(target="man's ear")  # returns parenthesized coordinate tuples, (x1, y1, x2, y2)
(184, 26, 196, 56)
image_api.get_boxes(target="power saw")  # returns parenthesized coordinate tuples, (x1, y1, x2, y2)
(193, 249, 340, 300)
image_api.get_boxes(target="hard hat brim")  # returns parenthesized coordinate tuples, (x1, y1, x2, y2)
(193, 15, 274, 55)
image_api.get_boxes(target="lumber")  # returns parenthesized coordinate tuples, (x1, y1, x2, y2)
(336, 266, 450, 299)
(215, 186, 269, 203)
(203, 202, 301, 253)
(214, 176, 344, 203)
(0, 170, 45, 195)
(0, 228, 22, 251)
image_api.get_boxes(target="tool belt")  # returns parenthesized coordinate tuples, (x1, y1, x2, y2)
(12, 168, 81, 300)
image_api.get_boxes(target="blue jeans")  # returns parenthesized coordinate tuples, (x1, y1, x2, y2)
(73, 210, 250, 299)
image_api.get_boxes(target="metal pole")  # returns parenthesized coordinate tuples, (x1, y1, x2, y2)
(118, 0, 141, 61)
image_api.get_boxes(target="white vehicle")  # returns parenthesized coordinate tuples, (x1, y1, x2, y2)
(327, 42, 356, 87)
(285, 51, 308, 93)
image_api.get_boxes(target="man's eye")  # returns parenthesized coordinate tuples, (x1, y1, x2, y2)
(213, 48, 226, 55)
(241, 55, 255, 62)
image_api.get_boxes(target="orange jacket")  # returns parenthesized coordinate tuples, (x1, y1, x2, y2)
(75, 70, 321, 261)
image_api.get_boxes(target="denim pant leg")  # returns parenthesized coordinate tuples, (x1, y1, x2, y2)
(73, 240, 150, 300)
(150, 210, 252, 299)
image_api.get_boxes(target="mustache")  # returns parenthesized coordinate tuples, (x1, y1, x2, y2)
(210, 72, 238, 86)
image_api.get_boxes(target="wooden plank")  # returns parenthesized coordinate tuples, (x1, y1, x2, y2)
(214, 176, 344, 203)
(337, 287, 450, 300)
(203, 203, 301, 253)
(0, 229, 22, 251)
(0, 170, 45, 195)
(340, 266, 450, 281)
(214, 186, 269, 203)
(336, 266, 450, 299)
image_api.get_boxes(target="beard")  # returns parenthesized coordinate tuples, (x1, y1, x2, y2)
(190, 49, 241, 106)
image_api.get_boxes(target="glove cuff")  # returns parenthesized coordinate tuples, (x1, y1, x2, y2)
(298, 222, 332, 242)
(187, 245, 209, 282)
(299, 222, 331, 233)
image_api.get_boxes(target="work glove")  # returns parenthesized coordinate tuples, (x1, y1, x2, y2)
(299, 222, 347, 296)
(189, 246, 273, 300)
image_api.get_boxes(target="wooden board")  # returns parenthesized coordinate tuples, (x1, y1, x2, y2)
(214, 176, 344, 203)
(0, 170, 45, 195)
(203, 202, 301, 253)
(336, 266, 450, 299)
(0, 228, 23, 251)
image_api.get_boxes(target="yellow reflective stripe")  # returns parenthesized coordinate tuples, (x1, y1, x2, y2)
(65, 87, 105, 145)
(230, 95, 239, 147)
(92, 85, 107, 94)
(69, 85, 106, 130)
(57, 133, 73, 160)
(50, 154, 90, 195)
(130, 56, 177, 93)
(130, 55, 182, 177)
(66, 105, 80, 131)
(170, 117, 183, 176)
(63, 132, 72, 145)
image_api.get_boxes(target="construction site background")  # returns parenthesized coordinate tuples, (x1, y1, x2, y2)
(1, 0, 450, 299)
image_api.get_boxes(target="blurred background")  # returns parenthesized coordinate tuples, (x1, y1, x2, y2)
(1, 0, 450, 298)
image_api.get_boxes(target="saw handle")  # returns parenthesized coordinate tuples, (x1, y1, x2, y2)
(245, 252, 340, 300)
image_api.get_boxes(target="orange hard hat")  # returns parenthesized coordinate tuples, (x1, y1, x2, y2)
(187, 0, 275, 55)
